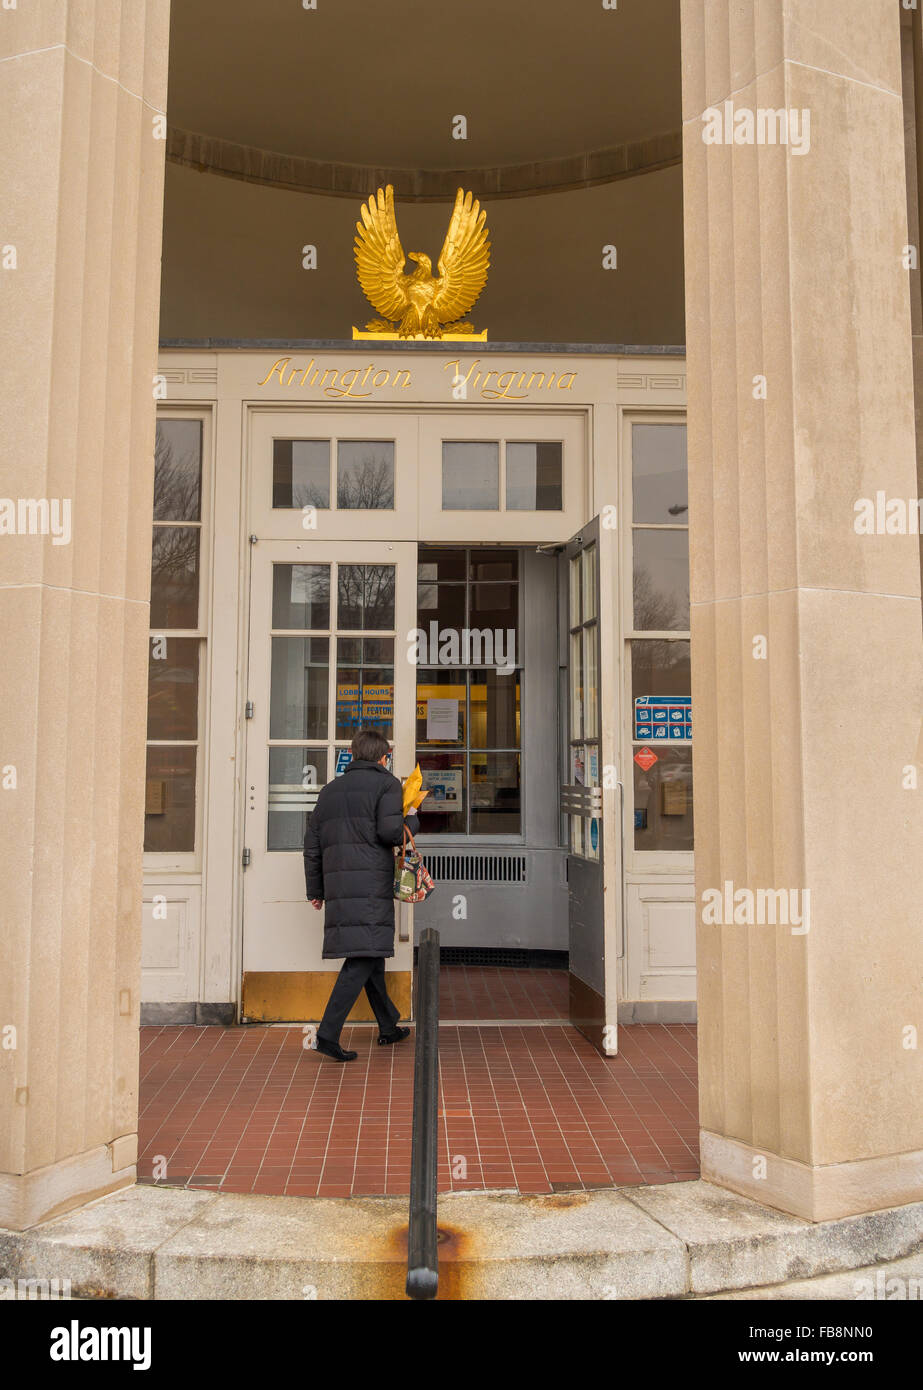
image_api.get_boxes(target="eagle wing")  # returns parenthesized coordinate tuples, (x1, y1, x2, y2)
(433, 189, 491, 323)
(354, 185, 408, 321)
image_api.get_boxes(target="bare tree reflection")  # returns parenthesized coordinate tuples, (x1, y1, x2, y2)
(633, 564, 687, 632)
(337, 453, 394, 509)
(154, 422, 201, 522)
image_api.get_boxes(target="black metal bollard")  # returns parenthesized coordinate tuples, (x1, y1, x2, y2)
(406, 926, 440, 1299)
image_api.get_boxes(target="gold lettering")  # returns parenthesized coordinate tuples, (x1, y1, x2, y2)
(299, 357, 316, 385)
(482, 370, 527, 401)
(326, 367, 373, 399)
(361, 364, 376, 387)
(393, 369, 412, 389)
(525, 372, 546, 391)
(257, 357, 291, 386)
(557, 371, 577, 389)
(547, 372, 557, 388)
(286, 366, 301, 385)
(372, 369, 389, 387)
(319, 368, 338, 389)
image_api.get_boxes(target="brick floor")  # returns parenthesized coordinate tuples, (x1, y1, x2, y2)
(139, 974, 698, 1198)
(439, 964, 568, 1021)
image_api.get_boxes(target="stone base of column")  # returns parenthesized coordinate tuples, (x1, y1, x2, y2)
(0, 1137, 138, 1232)
(701, 1131, 923, 1223)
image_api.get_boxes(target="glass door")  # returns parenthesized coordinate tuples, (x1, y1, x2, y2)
(241, 538, 417, 1021)
(560, 516, 621, 1054)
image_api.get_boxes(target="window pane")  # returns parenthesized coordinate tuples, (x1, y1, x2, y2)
(272, 564, 330, 629)
(415, 750, 466, 834)
(470, 752, 521, 834)
(469, 584, 518, 662)
(633, 529, 690, 631)
(631, 639, 691, 707)
(582, 543, 597, 621)
(272, 440, 330, 509)
(570, 630, 584, 739)
(150, 526, 200, 629)
(335, 667, 394, 739)
(417, 672, 466, 745)
(144, 745, 196, 852)
(469, 669, 520, 748)
(418, 547, 466, 582)
(442, 442, 499, 509)
(469, 550, 518, 582)
(584, 627, 599, 739)
(337, 440, 394, 509)
(632, 423, 688, 524)
(269, 637, 329, 739)
(633, 746, 693, 851)
(506, 441, 563, 510)
(338, 637, 394, 667)
(337, 564, 395, 630)
(154, 419, 201, 522)
(416, 581, 466, 640)
(268, 747, 327, 852)
(569, 552, 582, 627)
(147, 637, 199, 741)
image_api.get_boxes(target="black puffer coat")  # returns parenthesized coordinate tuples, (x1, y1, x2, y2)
(303, 759, 419, 959)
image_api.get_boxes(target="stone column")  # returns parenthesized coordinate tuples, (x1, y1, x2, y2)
(681, 0, 923, 1220)
(0, 2, 170, 1229)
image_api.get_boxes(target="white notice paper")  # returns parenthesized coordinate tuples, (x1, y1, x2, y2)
(426, 698, 459, 741)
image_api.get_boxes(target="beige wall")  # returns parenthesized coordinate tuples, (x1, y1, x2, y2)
(159, 162, 686, 346)
(0, 0, 170, 1229)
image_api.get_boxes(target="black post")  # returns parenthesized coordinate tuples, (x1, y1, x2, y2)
(406, 926, 440, 1299)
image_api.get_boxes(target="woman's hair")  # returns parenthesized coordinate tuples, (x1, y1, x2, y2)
(350, 727, 391, 763)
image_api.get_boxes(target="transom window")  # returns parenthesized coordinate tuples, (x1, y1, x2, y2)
(441, 440, 563, 511)
(272, 438, 395, 510)
(415, 547, 521, 836)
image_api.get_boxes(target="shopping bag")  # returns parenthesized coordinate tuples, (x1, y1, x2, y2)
(393, 826, 436, 903)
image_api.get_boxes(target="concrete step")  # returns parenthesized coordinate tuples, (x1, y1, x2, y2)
(1, 1180, 921, 1301)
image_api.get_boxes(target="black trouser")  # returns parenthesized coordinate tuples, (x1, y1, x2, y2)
(318, 956, 401, 1044)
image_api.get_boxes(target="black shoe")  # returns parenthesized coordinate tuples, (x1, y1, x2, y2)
(315, 1037, 358, 1062)
(378, 1026, 411, 1046)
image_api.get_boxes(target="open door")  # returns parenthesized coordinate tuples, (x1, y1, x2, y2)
(240, 538, 417, 1022)
(560, 516, 622, 1055)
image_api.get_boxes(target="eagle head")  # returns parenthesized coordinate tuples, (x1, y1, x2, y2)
(407, 252, 433, 278)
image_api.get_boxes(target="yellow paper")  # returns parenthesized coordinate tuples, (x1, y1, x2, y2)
(402, 763, 422, 814)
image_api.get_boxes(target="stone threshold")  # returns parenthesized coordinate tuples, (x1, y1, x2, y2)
(1, 1180, 921, 1301)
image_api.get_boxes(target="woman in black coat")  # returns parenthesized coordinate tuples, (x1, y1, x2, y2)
(303, 727, 421, 1061)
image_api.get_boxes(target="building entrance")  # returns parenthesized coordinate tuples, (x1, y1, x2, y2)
(142, 349, 694, 1038)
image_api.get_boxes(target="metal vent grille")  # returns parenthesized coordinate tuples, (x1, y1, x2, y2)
(425, 852, 527, 884)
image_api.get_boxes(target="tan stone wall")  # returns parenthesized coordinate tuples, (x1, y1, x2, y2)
(0, 1, 170, 1228)
(682, 0, 923, 1219)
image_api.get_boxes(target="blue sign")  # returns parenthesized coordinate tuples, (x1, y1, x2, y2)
(334, 748, 392, 776)
(590, 819, 599, 851)
(634, 696, 691, 742)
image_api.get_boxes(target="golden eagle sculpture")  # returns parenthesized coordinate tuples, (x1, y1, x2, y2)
(354, 184, 490, 339)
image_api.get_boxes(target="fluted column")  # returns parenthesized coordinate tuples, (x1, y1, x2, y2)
(0, 1, 170, 1229)
(682, 0, 923, 1220)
